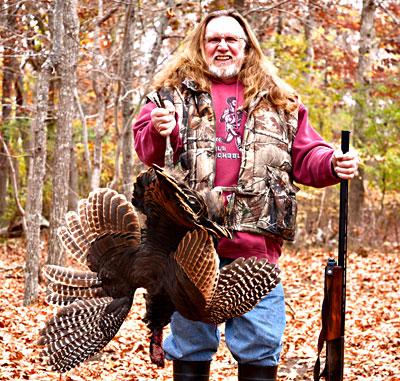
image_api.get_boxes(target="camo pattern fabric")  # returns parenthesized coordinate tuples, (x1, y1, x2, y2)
(146, 79, 299, 241)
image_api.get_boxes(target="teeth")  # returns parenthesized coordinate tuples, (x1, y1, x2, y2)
(216, 56, 231, 61)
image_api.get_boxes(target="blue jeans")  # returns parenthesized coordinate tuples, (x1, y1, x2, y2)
(163, 258, 286, 366)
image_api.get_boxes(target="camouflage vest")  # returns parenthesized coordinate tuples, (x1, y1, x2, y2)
(147, 79, 299, 241)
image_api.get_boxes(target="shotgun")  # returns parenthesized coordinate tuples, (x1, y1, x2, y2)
(314, 130, 350, 381)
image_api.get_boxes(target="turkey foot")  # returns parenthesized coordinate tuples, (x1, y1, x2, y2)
(150, 328, 165, 367)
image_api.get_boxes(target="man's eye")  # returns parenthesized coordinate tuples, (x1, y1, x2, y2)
(226, 37, 238, 44)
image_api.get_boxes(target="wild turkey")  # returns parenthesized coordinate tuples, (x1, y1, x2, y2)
(38, 164, 281, 372)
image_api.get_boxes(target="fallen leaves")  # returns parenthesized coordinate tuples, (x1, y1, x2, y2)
(0, 239, 399, 380)
(278, 246, 400, 381)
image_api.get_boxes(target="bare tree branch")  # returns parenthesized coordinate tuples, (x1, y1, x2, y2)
(243, 0, 291, 16)
(96, 5, 121, 25)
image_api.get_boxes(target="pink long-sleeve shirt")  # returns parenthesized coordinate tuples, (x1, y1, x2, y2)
(133, 82, 339, 263)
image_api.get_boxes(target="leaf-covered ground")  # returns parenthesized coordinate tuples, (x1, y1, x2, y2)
(0, 239, 399, 380)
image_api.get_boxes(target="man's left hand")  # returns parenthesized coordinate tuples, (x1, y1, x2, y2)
(331, 149, 360, 180)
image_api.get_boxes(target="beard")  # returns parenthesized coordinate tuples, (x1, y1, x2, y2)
(208, 64, 241, 80)
(207, 52, 245, 80)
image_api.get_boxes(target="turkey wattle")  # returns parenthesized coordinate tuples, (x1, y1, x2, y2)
(38, 164, 281, 372)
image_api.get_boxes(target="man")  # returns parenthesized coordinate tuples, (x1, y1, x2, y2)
(133, 9, 359, 381)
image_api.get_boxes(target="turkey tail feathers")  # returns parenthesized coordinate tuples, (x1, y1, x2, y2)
(58, 188, 140, 267)
(58, 224, 87, 266)
(43, 265, 100, 288)
(43, 264, 104, 306)
(46, 282, 107, 306)
(39, 296, 133, 372)
(208, 258, 281, 324)
(40, 188, 141, 372)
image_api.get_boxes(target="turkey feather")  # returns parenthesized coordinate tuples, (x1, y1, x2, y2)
(43, 265, 100, 288)
(174, 230, 219, 304)
(41, 296, 132, 372)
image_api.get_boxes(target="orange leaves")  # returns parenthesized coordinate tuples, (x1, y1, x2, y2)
(1, 240, 399, 380)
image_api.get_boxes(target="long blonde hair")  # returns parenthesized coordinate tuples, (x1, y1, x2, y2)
(152, 9, 298, 113)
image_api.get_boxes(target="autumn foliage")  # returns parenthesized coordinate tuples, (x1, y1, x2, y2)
(1, 239, 399, 380)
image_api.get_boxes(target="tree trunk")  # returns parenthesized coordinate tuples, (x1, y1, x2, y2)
(145, 1, 173, 80)
(68, 142, 79, 211)
(0, 135, 9, 222)
(121, 2, 136, 199)
(47, 0, 79, 265)
(74, 88, 92, 184)
(350, 0, 376, 227)
(24, 61, 51, 305)
(0, 3, 18, 221)
(303, 0, 314, 82)
(91, 0, 108, 190)
(15, 68, 30, 179)
(91, 98, 105, 190)
(0, 134, 26, 234)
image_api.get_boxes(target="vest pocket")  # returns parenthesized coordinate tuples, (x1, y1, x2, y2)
(224, 178, 298, 241)
(256, 176, 298, 241)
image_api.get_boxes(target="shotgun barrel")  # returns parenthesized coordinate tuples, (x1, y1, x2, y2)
(338, 130, 350, 336)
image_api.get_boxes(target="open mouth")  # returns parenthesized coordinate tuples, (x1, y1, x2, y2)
(214, 55, 232, 64)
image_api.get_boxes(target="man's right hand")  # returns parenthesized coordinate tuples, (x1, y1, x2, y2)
(151, 100, 176, 137)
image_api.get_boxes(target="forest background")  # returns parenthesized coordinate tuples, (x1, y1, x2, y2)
(0, 0, 399, 380)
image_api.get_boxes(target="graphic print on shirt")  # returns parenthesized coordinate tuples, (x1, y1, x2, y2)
(220, 96, 243, 150)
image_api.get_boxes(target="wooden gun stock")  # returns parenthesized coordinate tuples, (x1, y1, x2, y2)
(314, 259, 344, 381)
(324, 260, 344, 380)
(325, 262, 343, 341)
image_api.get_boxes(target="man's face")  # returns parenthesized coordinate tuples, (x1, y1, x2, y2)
(203, 16, 247, 82)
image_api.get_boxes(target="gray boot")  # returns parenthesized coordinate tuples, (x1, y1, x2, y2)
(173, 360, 211, 381)
(238, 363, 278, 381)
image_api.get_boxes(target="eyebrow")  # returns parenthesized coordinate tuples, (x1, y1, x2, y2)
(204, 33, 248, 41)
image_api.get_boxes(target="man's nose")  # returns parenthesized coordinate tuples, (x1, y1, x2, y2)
(217, 39, 229, 50)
